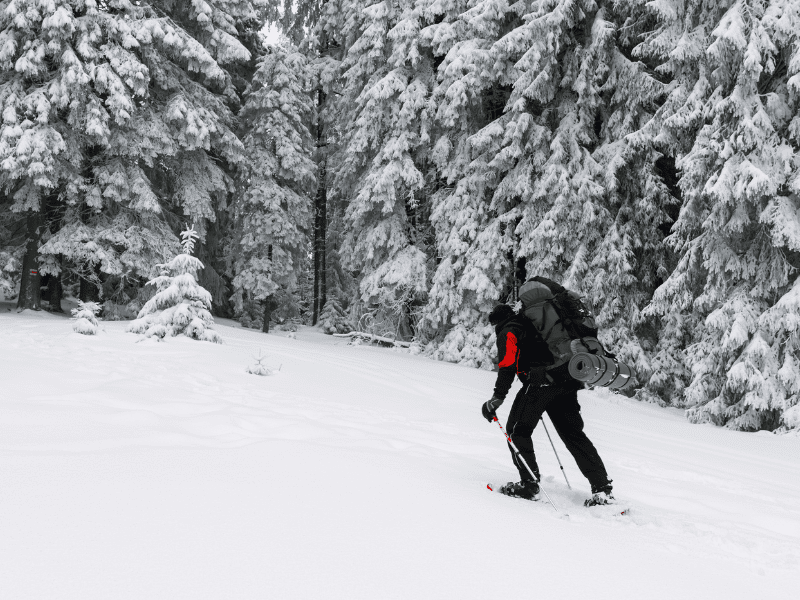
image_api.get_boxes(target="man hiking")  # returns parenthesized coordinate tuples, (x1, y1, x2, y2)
(482, 295, 615, 506)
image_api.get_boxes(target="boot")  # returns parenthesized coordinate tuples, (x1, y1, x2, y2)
(498, 479, 540, 501)
(585, 480, 615, 506)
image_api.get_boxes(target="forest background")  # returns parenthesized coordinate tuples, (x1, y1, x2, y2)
(1, 0, 799, 433)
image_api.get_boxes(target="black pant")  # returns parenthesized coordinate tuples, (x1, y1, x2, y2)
(506, 385, 609, 489)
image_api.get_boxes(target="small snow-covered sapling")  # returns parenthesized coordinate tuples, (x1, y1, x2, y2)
(126, 224, 222, 343)
(246, 349, 272, 376)
(72, 301, 101, 335)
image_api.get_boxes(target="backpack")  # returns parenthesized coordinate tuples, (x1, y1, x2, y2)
(518, 277, 600, 369)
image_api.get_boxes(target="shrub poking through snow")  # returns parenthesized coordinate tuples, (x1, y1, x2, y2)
(246, 350, 273, 376)
(127, 225, 222, 343)
(71, 301, 101, 335)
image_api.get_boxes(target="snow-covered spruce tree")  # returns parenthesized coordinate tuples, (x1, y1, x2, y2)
(72, 300, 101, 335)
(127, 226, 222, 342)
(170, 1, 266, 320)
(324, 205, 358, 317)
(760, 277, 800, 431)
(111, 0, 259, 279)
(0, 0, 151, 308)
(0, 1, 259, 311)
(630, 0, 732, 407)
(273, 0, 347, 325)
(418, 1, 674, 371)
(329, 0, 433, 340)
(0, 203, 18, 299)
(318, 294, 353, 334)
(145, 0, 260, 233)
(0, 250, 16, 299)
(552, 0, 679, 383)
(415, 0, 516, 367)
(233, 45, 316, 333)
(642, 0, 800, 431)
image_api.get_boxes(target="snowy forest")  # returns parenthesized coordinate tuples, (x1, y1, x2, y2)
(1, 0, 799, 433)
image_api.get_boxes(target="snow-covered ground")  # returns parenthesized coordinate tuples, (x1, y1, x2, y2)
(1, 306, 798, 599)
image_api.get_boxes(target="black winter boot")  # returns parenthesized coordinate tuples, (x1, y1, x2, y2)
(585, 480, 615, 506)
(498, 479, 540, 501)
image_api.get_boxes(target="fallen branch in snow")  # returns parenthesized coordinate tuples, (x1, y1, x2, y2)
(332, 331, 411, 348)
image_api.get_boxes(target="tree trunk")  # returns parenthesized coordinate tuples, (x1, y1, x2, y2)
(262, 245, 274, 333)
(79, 275, 100, 303)
(16, 212, 42, 311)
(48, 269, 64, 313)
(77, 195, 102, 303)
(312, 202, 320, 324)
(312, 78, 328, 326)
(41, 191, 66, 312)
(262, 296, 272, 333)
(312, 157, 327, 325)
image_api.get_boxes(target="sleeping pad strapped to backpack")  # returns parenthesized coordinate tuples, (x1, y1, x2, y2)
(518, 277, 600, 381)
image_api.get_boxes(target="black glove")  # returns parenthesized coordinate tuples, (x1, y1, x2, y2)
(482, 396, 504, 422)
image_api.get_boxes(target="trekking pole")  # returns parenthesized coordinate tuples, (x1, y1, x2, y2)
(492, 417, 563, 515)
(541, 417, 571, 489)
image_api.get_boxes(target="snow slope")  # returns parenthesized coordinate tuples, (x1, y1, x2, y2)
(1, 307, 798, 599)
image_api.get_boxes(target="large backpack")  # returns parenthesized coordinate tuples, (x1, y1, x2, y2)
(518, 277, 599, 370)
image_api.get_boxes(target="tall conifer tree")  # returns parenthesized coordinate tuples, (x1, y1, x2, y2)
(333, 0, 433, 333)
(233, 45, 316, 329)
(279, 0, 346, 324)
(420, 0, 674, 371)
(417, 0, 519, 366)
(0, 1, 258, 309)
(642, 0, 800, 430)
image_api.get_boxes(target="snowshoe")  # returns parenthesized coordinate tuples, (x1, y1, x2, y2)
(584, 480, 615, 506)
(584, 490, 616, 506)
(497, 479, 540, 501)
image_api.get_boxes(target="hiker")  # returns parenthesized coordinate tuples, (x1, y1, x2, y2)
(482, 279, 615, 506)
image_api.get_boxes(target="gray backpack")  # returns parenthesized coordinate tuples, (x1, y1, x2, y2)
(518, 277, 600, 369)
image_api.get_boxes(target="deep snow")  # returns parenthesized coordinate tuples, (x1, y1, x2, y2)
(1, 306, 798, 599)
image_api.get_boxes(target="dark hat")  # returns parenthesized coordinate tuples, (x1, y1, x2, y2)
(488, 304, 515, 326)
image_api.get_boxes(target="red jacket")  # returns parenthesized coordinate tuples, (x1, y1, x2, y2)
(492, 315, 553, 400)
